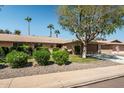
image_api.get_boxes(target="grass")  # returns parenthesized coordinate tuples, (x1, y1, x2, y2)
(50, 54, 98, 63)
(69, 55, 98, 63)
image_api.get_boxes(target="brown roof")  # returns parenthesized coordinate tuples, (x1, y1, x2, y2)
(64, 39, 124, 45)
(94, 40, 124, 45)
(0, 34, 68, 44)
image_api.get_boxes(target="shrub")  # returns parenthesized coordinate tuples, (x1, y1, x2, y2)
(6, 50, 28, 68)
(36, 47, 49, 51)
(17, 45, 32, 55)
(53, 47, 60, 52)
(0, 47, 5, 58)
(52, 50, 69, 65)
(2, 47, 10, 55)
(33, 49, 50, 65)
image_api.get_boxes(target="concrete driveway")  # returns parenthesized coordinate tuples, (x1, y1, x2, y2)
(91, 54, 124, 64)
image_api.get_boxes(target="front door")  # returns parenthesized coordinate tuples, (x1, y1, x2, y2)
(74, 46, 80, 55)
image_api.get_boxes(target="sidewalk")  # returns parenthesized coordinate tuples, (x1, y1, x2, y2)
(0, 65, 124, 88)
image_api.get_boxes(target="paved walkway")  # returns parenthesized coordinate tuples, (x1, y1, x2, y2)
(0, 65, 124, 88)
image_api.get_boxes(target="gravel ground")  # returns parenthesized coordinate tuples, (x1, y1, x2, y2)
(0, 61, 121, 79)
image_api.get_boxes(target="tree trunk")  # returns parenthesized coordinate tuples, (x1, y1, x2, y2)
(50, 30, 52, 37)
(28, 22, 30, 36)
(81, 42, 87, 58)
(56, 34, 58, 38)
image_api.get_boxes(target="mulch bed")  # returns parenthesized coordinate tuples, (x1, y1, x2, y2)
(0, 61, 121, 79)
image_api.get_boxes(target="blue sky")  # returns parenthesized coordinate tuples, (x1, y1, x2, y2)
(0, 5, 124, 41)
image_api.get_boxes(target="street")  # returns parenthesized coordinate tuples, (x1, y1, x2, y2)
(77, 76, 124, 88)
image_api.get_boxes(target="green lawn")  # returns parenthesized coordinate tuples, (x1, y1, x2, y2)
(69, 55, 98, 63)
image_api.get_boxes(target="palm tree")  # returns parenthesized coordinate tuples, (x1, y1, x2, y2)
(54, 30, 60, 38)
(47, 24, 54, 37)
(25, 16, 32, 36)
(14, 30, 21, 35)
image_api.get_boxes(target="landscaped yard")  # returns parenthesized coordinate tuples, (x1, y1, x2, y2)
(0, 46, 122, 79)
(69, 55, 98, 63)
(0, 53, 121, 79)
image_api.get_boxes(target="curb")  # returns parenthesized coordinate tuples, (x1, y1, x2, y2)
(69, 73, 124, 88)
(1, 65, 124, 88)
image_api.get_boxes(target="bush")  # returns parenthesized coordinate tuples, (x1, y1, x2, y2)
(33, 49, 50, 65)
(0, 47, 5, 58)
(36, 47, 49, 51)
(2, 47, 10, 55)
(17, 45, 33, 55)
(6, 50, 28, 68)
(53, 47, 60, 52)
(52, 50, 69, 65)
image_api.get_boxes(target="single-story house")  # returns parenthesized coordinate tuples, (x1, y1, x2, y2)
(0, 34, 66, 49)
(0, 34, 124, 55)
(64, 39, 124, 55)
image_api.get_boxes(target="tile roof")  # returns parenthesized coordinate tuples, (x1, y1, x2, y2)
(64, 39, 124, 45)
(0, 34, 68, 44)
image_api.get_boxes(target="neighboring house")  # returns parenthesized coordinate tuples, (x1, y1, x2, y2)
(0, 34, 124, 55)
(0, 34, 66, 49)
(64, 39, 124, 55)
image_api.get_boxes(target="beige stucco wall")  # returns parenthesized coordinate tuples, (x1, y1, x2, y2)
(87, 44, 98, 54)
(101, 45, 124, 55)
(101, 45, 113, 54)
(0, 41, 13, 47)
(64, 41, 81, 54)
(64, 41, 98, 54)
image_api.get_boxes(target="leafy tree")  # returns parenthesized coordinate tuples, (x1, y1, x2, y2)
(4, 29, 12, 34)
(0, 29, 4, 33)
(54, 29, 60, 38)
(25, 16, 32, 36)
(14, 30, 21, 35)
(47, 24, 54, 37)
(0, 29, 12, 34)
(58, 5, 124, 58)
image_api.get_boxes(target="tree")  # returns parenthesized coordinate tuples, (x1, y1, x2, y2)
(0, 29, 12, 34)
(58, 5, 124, 58)
(54, 29, 60, 38)
(25, 16, 32, 36)
(14, 30, 21, 35)
(4, 29, 12, 34)
(0, 29, 4, 33)
(47, 24, 54, 37)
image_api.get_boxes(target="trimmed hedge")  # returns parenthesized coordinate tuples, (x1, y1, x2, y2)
(2, 47, 10, 55)
(6, 50, 28, 68)
(36, 47, 49, 51)
(53, 47, 60, 52)
(17, 45, 33, 55)
(0, 47, 5, 58)
(52, 50, 69, 65)
(33, 49, 50, 65)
